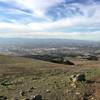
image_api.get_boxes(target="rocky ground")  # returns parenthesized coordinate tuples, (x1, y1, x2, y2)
(84, 76, 100, 100)
(0, 55, 99, 100)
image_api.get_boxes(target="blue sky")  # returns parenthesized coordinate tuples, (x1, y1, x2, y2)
(0, 0, 100, 41)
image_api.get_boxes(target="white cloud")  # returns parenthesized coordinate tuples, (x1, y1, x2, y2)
(13, 0, 64, 17)
(19, 0, 63, 12)
(0, 12, 100, 32)
(0, 0, 100, 40)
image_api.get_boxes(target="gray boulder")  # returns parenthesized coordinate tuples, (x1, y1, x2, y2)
(31, 95, 42, 100)
(70, 73, 86, 83)
(76, 73, 86, 82)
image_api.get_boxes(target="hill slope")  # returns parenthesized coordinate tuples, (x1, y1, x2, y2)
(0, 55, 100, 100)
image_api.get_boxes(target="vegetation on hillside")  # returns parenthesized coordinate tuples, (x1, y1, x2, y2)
(0, 55, 99, 100)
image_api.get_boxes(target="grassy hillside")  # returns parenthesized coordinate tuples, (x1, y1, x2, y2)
(0, 55, 100, 100)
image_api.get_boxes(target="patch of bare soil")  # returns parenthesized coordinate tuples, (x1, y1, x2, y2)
(84, 76, 100, 100)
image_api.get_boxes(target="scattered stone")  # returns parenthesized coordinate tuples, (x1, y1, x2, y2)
(28, 87, 34, 92)
(46, 90, 51, 93)
(31, 95, 42, 100)
(28, 90, 32, 93)
(30, 87, 34, 90)
(76, 92, 80, 95)
(20, 91, 26, 96)
(66, 90, 72, 94)
(70, 75, 77, 83)
(0, 96, 7, 100)
(71, 83, 76, 88)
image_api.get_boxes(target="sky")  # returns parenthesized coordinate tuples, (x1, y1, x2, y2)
(0, 0, 100, 41)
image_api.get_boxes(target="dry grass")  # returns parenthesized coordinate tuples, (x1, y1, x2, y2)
(0, 55, 100, 100)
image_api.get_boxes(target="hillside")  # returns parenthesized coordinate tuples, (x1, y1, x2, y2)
(0, 55, 100, 100)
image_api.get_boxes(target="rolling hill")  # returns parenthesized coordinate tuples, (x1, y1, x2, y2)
(0, 55, 100, 100)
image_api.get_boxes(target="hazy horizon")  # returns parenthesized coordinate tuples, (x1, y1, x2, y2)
(0, 37, 100, 42)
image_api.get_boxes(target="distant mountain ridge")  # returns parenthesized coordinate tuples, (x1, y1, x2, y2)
(0, 38, 100, 48)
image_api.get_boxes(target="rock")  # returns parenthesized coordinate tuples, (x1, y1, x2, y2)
(76, 92, 80, 95)
(0, 96, 7, 100)
(76, 73, 86, 82)
(46, 90, 51, 93)
(31, 95, 42, 100)
(70, 75, 77, 83)
(66, 90, 72, 94)
(20, 91, 26, 96)
(70, 83, 76, 88)
(70, 73, 86, 83)
(30, 87, 34, 90)
(28, 87, 34, 93)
